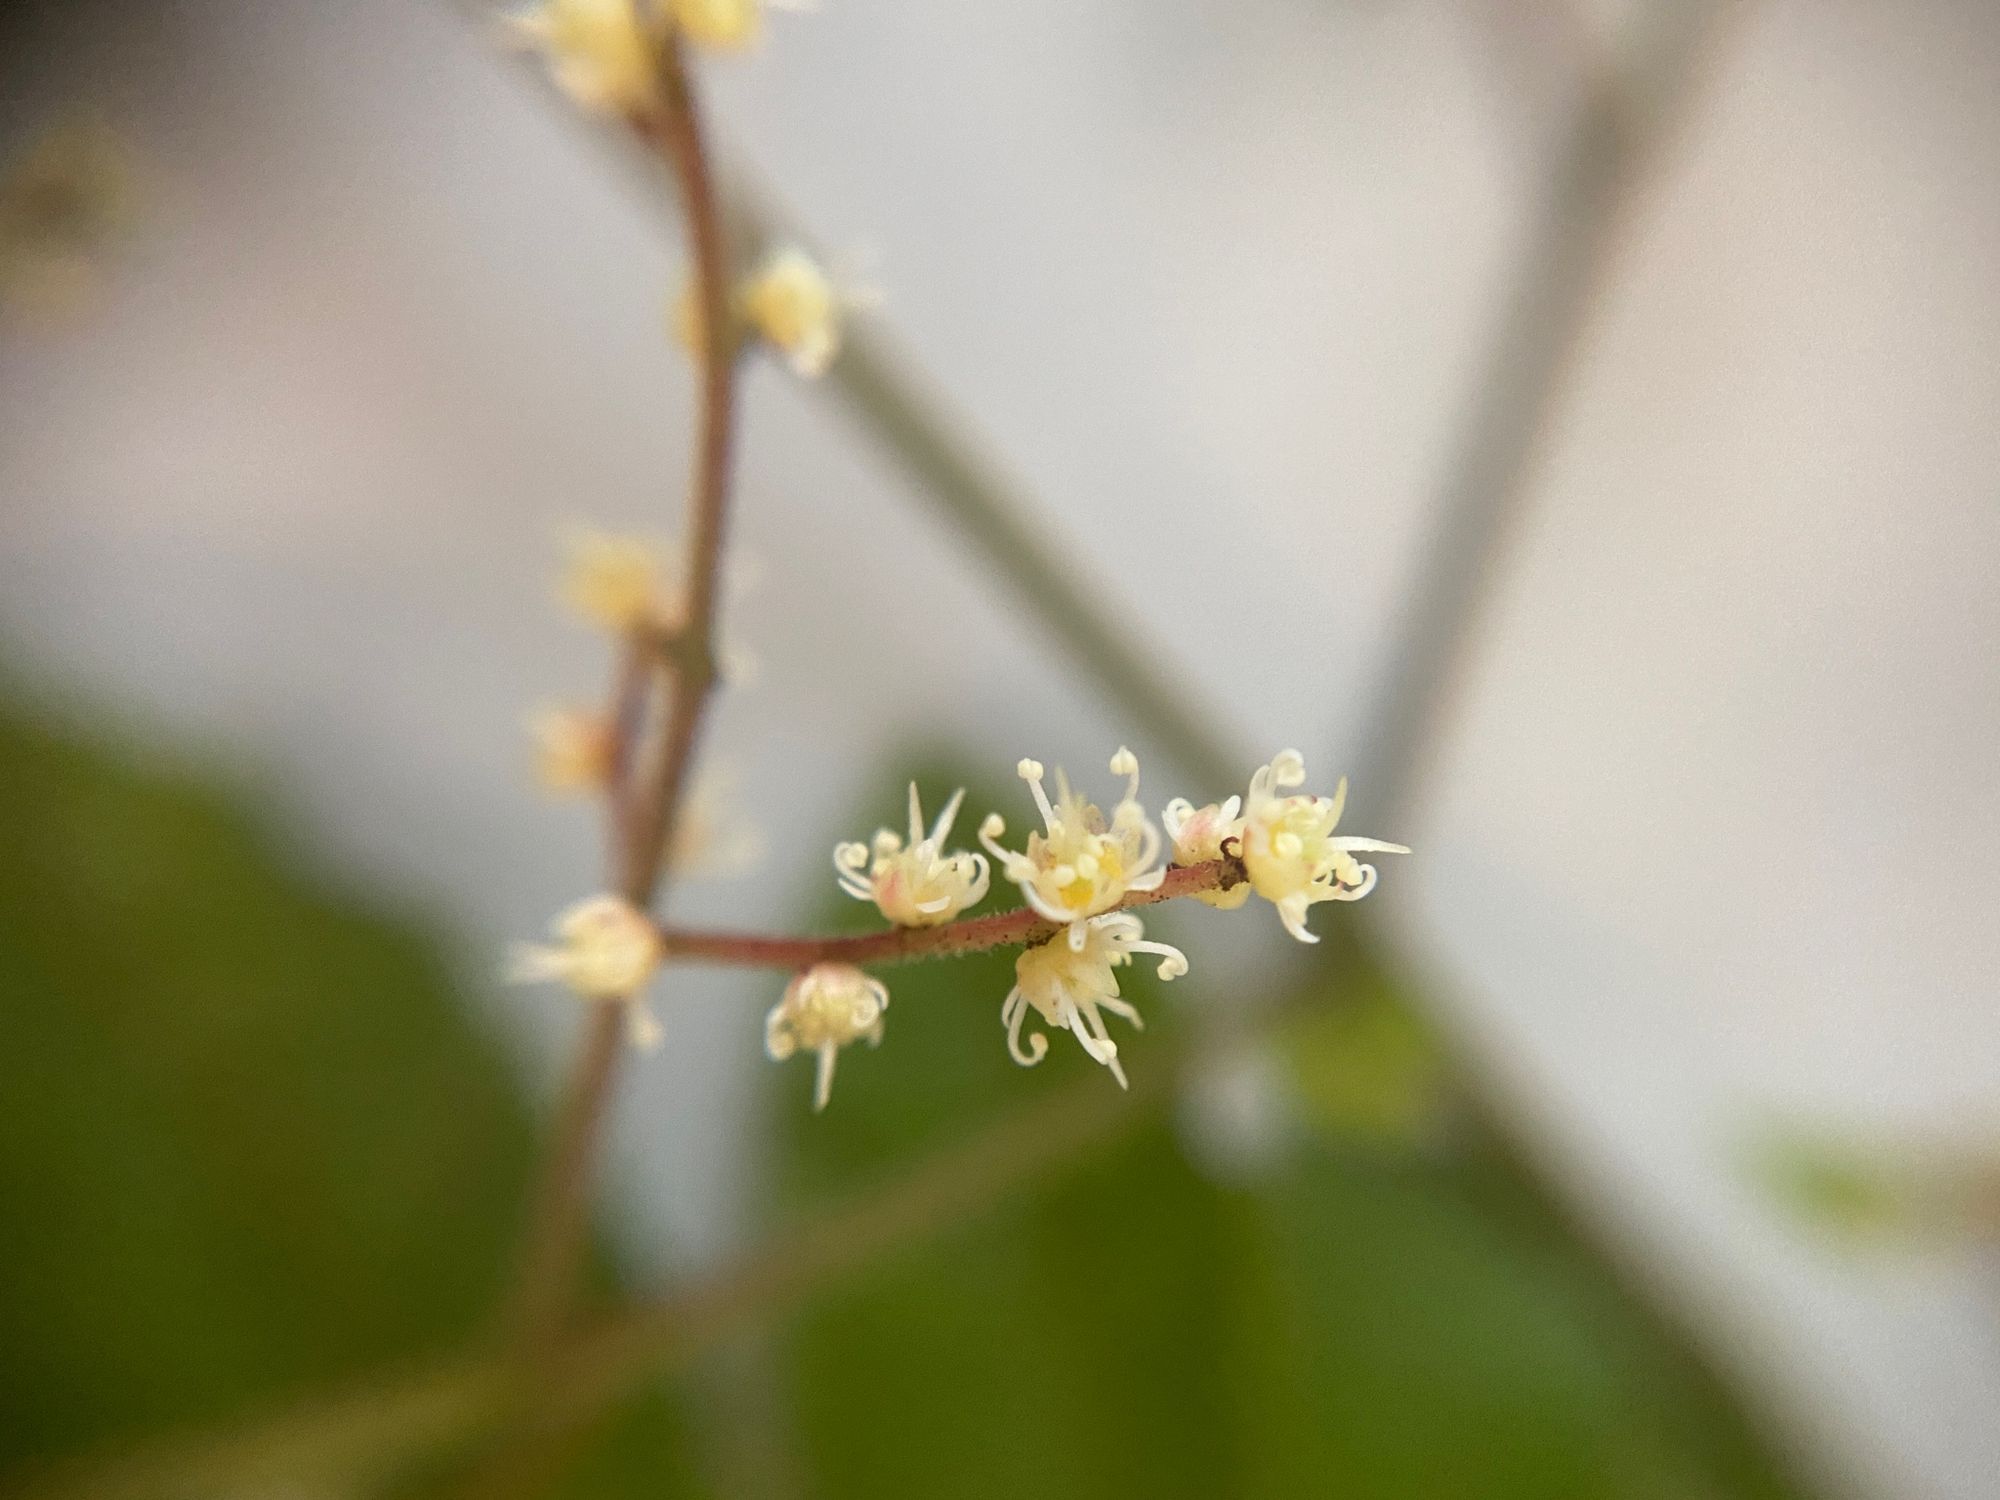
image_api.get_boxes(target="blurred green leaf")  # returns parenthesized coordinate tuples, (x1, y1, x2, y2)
(1749, 1128, 2000, 1250)
(0, 684, 705, 1497)
(1284, 960, 1448, 1146)
(1750, 1133, 1919, 1240)
(767, 760, 1810, 1500)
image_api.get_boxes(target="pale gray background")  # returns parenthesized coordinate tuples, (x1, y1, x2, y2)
(2, 2, 1997, 1496)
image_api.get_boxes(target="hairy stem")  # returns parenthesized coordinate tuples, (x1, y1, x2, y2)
(658, 856, 1243, 972)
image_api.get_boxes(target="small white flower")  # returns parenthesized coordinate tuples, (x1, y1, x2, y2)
(510, 0, 660, 116)
(509, 894, 665, 1049)
(979, 748, 1166, 925)
(834, 782, 990, 927)
(1160, 795, 1251, 909)
(1002, 912, 1186, 1089)
(765, 962, 889, 1111)
(1239, 750, 1409, 944)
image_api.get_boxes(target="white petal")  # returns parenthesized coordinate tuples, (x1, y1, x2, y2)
(930, 786, 967, 846)
(813, 1043, 839, 1112)
(1276, 896, 1319, 944)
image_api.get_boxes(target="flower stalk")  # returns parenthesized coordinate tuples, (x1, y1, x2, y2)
(659, 854, 1245, 972)
(504, 24, 743, 1352)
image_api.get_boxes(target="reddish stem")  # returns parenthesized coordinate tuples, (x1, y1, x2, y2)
(657, 857, 1243, 971)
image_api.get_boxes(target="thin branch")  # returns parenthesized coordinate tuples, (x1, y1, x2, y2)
(615, 40, 738, 898)
(503, 30, 743, 1351)
(1348, 0, 1750, 825)
(657, 856, 1243, 971)
(815, 320, 1243, 790)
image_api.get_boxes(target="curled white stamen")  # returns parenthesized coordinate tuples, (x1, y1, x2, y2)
(1002, 987, 1049, 1067)
(1002, 911, 1185, 1088)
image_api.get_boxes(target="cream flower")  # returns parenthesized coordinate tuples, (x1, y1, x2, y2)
(979, 748, 1165, 925)
(1161, 795, 1251, 909)
(765, 962, 888, 1111)
(671, 247, 866, 378)
(1003, 912, 1186, 1089)
(670, 0, 762, 50)
(739, 247, 844, 377)
(558, 530, 683, 635)
(511, 0, 660, 116)
(509, 894, 664, 1048)
(529, 705, 616, 795)
(1239, 750, 1409, 944)
(834, 783, 990, 927)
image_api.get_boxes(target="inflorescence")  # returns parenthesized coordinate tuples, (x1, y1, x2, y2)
(502, 0, 1410, 1111)
(515, 712, 1407, 1109)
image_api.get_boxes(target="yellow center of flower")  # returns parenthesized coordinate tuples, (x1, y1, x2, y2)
(1246, 796, 1335, 902)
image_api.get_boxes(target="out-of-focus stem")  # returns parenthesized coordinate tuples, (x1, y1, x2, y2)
(503, 31, 742, 1353)
(1348, 0, 1751, 824)
(815, 319, 1243, 791)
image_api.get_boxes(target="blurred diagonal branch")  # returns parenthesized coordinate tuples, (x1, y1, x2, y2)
(1350, 0, 1751, 822)
(809, 312, 1244, 790)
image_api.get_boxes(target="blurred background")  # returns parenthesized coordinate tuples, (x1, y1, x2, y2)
(3, 0, 1998, 1496)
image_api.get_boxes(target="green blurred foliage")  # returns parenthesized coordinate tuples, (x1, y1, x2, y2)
(1284, 961, 1449, 1146)
(1751, 1129, 2000, 1249)
(0, 689, 705, 1497)
(767, 766, 1810, 1500)
(1751, 1134, 1920, 1240)
(0, 705, 1811, 1499)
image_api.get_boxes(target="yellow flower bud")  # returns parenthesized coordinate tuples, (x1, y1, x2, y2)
(512, 0, 660, 116)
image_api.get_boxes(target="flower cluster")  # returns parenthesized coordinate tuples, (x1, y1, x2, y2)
(779, 747, 1401, 1103)
(513, 745, 1405, 1109)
